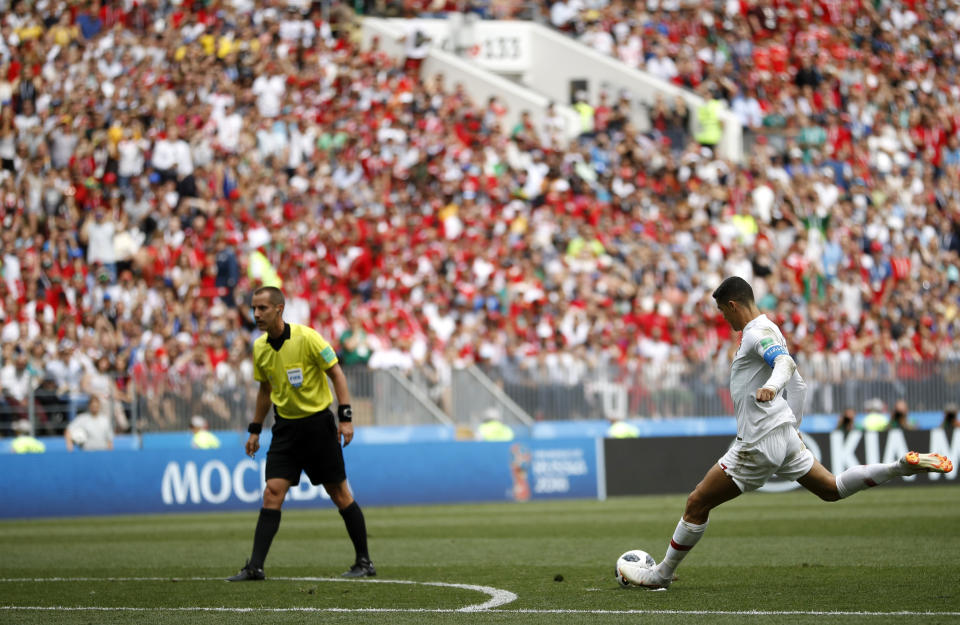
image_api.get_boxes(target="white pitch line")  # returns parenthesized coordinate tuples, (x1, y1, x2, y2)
(509, 610, 960, 616)
(0, 577, 517, 612)
(1, 607, 960, 617)
(270, 576, 516, 612)
(2, 579, 957, 617)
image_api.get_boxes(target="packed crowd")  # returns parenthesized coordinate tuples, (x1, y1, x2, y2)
(2, 0, 960, 436)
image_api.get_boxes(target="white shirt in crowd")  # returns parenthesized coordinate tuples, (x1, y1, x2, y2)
(117, 137, 147, 178)
(173, 138, 194, 178)
(46, 355, 86, 394)
(216, 111, 243, 153)
(550, 0, 580, 28)
(1, 319, 40, 344)
(0, 363, 32, 402)
(279, 17, 315, 44)
(732, 95, 763, 129)
(368, 347, 415, 371)
(645, 54, 678, 81)
(151, 137, 177, 171)
(86, 219, 117, 265)
(618, 35, 643, 69)
(68, 411, 114, 451)
(252, 74, 285, 118)
(403, 25, 431, 60)
(287, 124, 315, 170)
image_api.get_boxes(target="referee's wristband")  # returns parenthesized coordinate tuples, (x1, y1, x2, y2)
(248, 422, 263, 435)
(337, 404, 353, 423)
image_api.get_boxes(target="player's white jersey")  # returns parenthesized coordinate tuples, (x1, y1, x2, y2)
(729, 315, 803, 443)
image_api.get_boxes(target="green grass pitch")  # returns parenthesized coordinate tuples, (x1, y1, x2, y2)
(2, 485, 958, 625)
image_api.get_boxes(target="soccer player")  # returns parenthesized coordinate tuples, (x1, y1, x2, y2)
(227, 286, 375, 581)
(622, 277, 953, 589)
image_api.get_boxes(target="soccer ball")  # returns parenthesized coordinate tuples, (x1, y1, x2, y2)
(69, 427, 87, 449)
(615, 549, 656, 587)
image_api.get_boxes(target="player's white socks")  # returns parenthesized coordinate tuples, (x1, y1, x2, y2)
(835, 461, 904, 499)
(657, 518, 708, 579)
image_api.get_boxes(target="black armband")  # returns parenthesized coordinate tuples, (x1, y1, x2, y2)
(248, 422, 263, 435)
(337, 404, 353, 423)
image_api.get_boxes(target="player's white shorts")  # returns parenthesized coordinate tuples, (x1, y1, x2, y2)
(718, 422, 815, 492)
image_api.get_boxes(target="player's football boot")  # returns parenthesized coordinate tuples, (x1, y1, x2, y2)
(226, 560, 265, 581)
(902, 452, 954, 474)
(342, 557, 377, 578)
(619, 563, 672, 590)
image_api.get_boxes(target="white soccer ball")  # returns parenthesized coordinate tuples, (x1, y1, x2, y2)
(615, 549, 656, 587)
(69, 427, 87, 449)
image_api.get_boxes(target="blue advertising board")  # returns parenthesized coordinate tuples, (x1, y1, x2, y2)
(2, 438, 598, 519)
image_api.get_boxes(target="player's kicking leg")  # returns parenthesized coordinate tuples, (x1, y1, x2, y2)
(799, 452, 953, 501)
(621, 464, 741, 589)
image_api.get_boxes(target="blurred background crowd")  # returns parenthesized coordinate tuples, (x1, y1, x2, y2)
(1, 0, 959, 438)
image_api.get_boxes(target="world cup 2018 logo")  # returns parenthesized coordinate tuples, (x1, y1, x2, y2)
(509, 443, 531, 502)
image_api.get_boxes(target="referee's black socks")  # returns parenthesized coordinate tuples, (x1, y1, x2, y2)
(250, 507, 281, 569)
(339, 501, 370, 562)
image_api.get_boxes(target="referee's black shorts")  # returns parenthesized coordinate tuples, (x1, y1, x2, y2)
(265, 408, 346, 486)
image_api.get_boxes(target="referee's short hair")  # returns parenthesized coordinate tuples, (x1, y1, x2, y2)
(254, 285, 285, 306)
(712, 276, 755, 306)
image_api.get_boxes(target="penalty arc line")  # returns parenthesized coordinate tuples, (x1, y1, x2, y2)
(2, 579, 958, 616)
(0, 576, 517, 613)
(0, 607, 959, 616)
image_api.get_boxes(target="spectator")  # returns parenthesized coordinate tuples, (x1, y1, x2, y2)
(694, 84, 725, 149)
(80, 209, 118, 284)
(835, 408, 857, 434)
(0, 0, 958, 433)
(82, 355, 129, 432)
(888, 399, 916, 431)
(33, 374, 69, 436)
(399, 25, 432, 76)
(477, 408, 515, 441)
(190, 415, 221, 449)
(10, 419, 45, 454)
(339, 321, 374, 367)
(862, 399, 889, 432)
(215, 236, 240, 308)
(943, 403, 959, 431)
(606, 415, 639, 438)
(731, 86, 763, 131)
(45, 341, 87, 419)
(65, 395, 114, 452)
(1, 346, 34, 430)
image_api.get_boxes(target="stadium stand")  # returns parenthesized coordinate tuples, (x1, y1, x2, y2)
(1, 0, 959, 436)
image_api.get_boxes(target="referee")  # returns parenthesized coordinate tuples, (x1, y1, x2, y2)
(227, 286, 375, 581)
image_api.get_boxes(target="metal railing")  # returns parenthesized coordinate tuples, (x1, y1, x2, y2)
(4, 358, 959, 438)
(481, 358, 960, 421)
(453, 365, 534, 427)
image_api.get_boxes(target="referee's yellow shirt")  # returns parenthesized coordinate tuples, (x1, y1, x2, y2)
(253, 323, 339, 419)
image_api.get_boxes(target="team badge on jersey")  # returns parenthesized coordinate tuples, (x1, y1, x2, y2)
(320, 345, 337, 365)
(286, 367, 304, 387)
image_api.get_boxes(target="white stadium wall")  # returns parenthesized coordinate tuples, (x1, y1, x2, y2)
(525, 24, 743, 162)
(365, 17, 743, 162)
(361, 17, 581, 142)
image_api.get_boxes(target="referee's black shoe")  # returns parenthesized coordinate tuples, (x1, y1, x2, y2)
(341, 558, 376, 578)
(226, 561, 265, 582)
